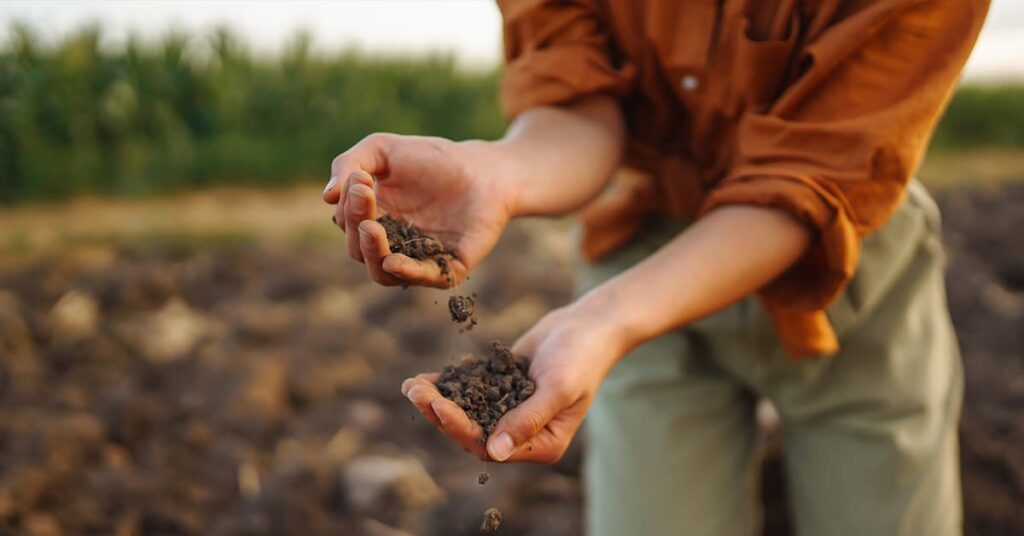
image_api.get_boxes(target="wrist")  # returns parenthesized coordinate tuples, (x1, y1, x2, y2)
(457, 138, 527, 220)
(568, 286, 649, 370)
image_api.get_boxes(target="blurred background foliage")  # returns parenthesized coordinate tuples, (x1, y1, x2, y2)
(1, 24, 1021, 204)
(0, 25, 504, 203)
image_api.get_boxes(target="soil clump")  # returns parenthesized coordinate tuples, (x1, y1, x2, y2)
(436, 341, 534, 440)
(480, 508, 502, 532)
(449, 294, 477, 329)
(378, 215, 456, 273)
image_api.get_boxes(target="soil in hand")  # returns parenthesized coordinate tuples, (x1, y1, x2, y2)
(480, 508, 502, 532)
(379, 215, 481, 329)
(378, 215, 456, 274)
(436, 341, 535, 440)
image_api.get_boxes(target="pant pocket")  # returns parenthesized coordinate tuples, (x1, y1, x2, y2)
(827, 181, 941, 339)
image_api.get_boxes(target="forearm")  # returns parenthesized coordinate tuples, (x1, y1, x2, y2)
(578, 205, 812, 357)
(465, 95, 626, 218)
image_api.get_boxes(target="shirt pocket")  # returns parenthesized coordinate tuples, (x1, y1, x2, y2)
(730, 13, 800, 114)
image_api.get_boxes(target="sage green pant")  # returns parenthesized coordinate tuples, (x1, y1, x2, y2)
(579, 181, 963, 536)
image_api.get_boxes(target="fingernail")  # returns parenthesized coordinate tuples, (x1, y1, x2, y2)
(406, 386, 424, 405)
(487, 432, 515, 462)
(323, 175, 338, 194)
(349, 187, 367, 213)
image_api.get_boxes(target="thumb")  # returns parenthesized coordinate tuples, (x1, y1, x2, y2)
(511, 310, 563, 357)
(486, 379, 565, 462)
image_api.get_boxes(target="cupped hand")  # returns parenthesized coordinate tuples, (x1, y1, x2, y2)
(323, 134, 514, 288)
(401, 302, 627, 463)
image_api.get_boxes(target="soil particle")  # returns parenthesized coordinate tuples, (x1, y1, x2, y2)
(448, 294, 478, 330)
(478, 472, 489, 485)
(378, 215, 456, 273)
(480, 507, 502, 533)
(436, 341, 534, 440)
(448, 294, 475, 323)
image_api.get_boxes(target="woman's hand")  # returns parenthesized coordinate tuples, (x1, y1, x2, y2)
(323, 134, 514, 288)
(401, 298, 628, 463)
(323, 97, 626, 289)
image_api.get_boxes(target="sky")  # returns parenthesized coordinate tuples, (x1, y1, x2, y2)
(1, 0, 1022, 80)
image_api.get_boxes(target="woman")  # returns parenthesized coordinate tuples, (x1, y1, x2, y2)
(323, 1, 988, 534)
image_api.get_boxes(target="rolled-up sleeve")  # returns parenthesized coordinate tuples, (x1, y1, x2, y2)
(498, 0, 635, 119)
(699, 0, 988, 318)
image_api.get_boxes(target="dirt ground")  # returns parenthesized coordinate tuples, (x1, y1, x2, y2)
(0, 182, 1021, 535)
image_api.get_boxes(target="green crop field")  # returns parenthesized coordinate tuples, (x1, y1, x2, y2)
(1, 25, 1022, 204)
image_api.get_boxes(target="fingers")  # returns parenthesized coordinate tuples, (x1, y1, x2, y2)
(322, 174, 340, 202)
(501, 410, 581, 463)
(381, 254, 463, 289)
(405, 383, 444, 429)
(323, 133, 389, 204)
(345, 181, 376, 259)
(401, 375, 488, 459)
(338, 170, 375, 225)
(338, 170, 374, 239)
(401, 373, 440, 396)
(332, 168, 459, 288)
(357, 220, 404, 286)
(430, 398, 488, 459)
(486, 378, 570, 462)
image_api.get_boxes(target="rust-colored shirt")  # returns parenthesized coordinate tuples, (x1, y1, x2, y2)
(498, 0, 988, 357)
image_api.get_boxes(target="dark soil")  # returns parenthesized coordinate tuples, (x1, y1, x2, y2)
(0, 184, 1020, 535)
(436, 341, 535, 440)
(0, 221, 576, 536)
(378, 215, 456, 275)
(478, 472, 490, 485)
(379, 215, 478, 328)
(480, 508, 502, 532)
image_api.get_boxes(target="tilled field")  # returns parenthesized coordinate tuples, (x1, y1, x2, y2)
(0, 183, 1021, 535)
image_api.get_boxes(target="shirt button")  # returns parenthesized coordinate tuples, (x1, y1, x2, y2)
(680, 74, 700, 92)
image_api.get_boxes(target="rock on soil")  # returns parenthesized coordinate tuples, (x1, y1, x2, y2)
(125, 297, 213, 363)
(229, 355, 290, 424)
(343, 454, 445, 512)
(48, 290, 100, 342)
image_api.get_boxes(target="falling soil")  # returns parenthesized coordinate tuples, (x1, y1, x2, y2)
(378, 215, 456, 274)
(436, 341, 535, 440)
(380, 216, 506, 527)
(478, 472, 490, 485)
(480, 508, 502, 533)
(448, 295, 474, 322)
(449, 294, 477, 329)
(379, 215, 478, 328)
